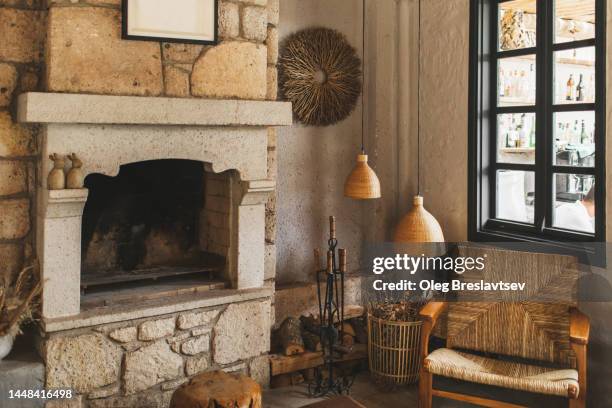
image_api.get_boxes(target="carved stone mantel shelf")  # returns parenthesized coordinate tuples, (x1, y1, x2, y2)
(17, 92, 293, 127)
(17, 92, 292, 322)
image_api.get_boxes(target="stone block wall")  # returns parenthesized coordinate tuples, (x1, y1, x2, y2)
(0, 0, 45, 285)
(201, 171, 232, 263)
(43, 299, 271, 407)
(44, 0, 279, 101)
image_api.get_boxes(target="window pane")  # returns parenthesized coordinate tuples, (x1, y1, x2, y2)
(555, 0, 595, 44)
(554, 46, 595, 105)
(553, 174, 595, 233)
(496, 170, 535, 224)
(497, 113, 535, 164)
(554, 111, 595, 167)
(499, 1, 536, 51)
(498, 56, 536, 106)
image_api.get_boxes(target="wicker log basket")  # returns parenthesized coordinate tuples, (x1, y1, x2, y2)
(367, 302, 424, 386)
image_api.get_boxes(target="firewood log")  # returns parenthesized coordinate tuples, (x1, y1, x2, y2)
(341, 322, 356, 337)
(277, 317, 305, 356)
(271, 372, 304, 387)
(350, 317, 368, 344)
(302, 331, 322, 352)
(342, 334, 355, 347)
(300, 314, 320, 334)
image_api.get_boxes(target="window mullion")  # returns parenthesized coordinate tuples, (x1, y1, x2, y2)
(533, 0, 549, 231)
(594, 0, 607, 241)
(488, 0, 499, 221)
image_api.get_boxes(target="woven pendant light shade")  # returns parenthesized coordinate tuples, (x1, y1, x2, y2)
(394, 195, 444, 242)
(344, 154, 381, 199)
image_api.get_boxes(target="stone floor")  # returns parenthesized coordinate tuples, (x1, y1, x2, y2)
(263, 373, 568, 407)
(263, 374, 419, 408)
(0, 344, 44, 408)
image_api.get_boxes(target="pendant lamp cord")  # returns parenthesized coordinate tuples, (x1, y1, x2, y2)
(361, 0, 366, 153)
(417, 0, 422, 196)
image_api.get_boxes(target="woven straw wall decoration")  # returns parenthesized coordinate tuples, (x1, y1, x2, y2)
(279, 27, 362, 126)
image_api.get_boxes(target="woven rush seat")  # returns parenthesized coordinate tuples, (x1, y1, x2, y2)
(424, 348, 579, 398)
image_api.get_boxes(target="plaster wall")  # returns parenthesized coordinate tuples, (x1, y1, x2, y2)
(418, 0, 470, 242)
(395, 0, 612, 403)
(276, 0, 368, 284)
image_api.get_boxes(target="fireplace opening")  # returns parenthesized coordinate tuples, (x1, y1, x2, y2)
(81, 159, 227, 300)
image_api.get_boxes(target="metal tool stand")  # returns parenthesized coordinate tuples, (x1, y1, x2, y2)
(308, 216, 354, 397)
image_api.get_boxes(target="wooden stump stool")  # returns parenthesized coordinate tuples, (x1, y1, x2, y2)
(170, 371, 261, 408)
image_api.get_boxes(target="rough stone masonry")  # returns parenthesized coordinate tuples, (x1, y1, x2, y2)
(0, 0, 280, 406)
(44, 300, 271, 406)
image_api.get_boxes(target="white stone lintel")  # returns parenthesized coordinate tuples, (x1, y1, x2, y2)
(18, 92, 293, 127)
(240, 180, 275, 206)
(41, 189, 89, 219)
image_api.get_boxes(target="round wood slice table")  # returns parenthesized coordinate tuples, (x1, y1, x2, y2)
(170, 371, 262, 408)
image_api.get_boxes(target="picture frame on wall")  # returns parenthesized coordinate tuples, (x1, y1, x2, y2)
(122, 0, 218, 45)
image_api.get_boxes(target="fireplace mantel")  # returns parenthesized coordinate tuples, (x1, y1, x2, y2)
(17, 92, 292, 127)
(18, 92, 292, 321)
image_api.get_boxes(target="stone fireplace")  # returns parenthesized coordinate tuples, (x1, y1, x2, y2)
(18, 92, 291, 322)
(16, 92, 291, 404)
(0, 0, 286, 403)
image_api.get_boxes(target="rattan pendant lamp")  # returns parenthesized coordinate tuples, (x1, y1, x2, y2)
(344, 0, 381, 200)
(394, 0, 444, 243)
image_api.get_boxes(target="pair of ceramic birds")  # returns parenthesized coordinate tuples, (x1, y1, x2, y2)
(48, 153, 84, 190)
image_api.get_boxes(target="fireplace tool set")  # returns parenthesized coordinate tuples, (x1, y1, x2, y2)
(308, 216, 354, 397)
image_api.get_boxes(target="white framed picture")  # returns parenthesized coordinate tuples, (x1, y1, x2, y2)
(122, 0, 218, 45)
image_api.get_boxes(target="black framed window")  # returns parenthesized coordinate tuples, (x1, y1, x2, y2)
(469, 0, 606, 258)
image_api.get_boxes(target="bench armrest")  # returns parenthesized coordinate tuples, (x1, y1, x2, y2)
(419, 301, 447, 326)
(419, 302, 447, 360)
(570, 307, 590, 345)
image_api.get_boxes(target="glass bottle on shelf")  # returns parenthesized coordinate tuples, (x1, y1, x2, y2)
(580, 120, 588, 145)
(561, 123, 570, 143)
(587, 74, 595, 102)
(503, 71, 510, 98)
(566, 74, 575, 101)
(573, 120, 580, 144)
(565, 122, 572, 144)
(505, 127, 512, 148)
(528, 64, 535, 103)
(519, 71, 527, 99)
(529, 118, 536, 148)
(511, 71, 519, 98)
(518, 114, 528, 148)
(507, 116, 517, 147)
(576, 74, 585, 102)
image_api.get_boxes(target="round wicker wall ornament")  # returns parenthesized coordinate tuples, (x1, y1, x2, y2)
(279, 27, 362, 126)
